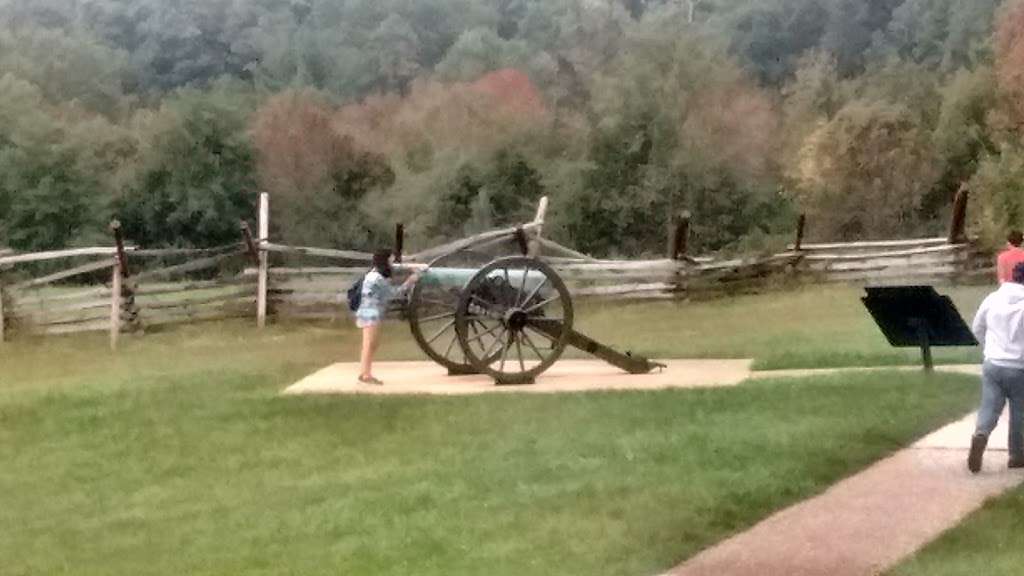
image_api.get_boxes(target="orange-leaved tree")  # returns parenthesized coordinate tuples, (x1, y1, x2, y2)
(996, 0, 1024, 130)
(251, 88, 394, 248)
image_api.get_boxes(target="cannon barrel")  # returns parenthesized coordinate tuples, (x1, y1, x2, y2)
(406, 266, 548, 291)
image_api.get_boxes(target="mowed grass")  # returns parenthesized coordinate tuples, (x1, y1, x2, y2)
(0, 363, 977, 576)
(0, 285, 991, 575)
(572, 283, 988, 370)
(888, 486, 1024, 576)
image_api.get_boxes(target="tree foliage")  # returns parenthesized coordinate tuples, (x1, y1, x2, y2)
(252, 89, 395, 249)
(0, 0, 1023, 254)
(996, 0, 1024, 126)
(118, 86, 258, 248)
(793, 100, 941, 239)
(0, 75, 110, 251)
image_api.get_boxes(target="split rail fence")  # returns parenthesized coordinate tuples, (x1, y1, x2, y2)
(0, 188, 994, 348)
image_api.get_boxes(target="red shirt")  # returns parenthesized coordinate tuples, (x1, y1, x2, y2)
(997, 244, 1024, 283)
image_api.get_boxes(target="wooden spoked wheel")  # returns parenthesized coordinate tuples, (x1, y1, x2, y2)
(454, 256, 574, 384)
(407, 250, 499, 374)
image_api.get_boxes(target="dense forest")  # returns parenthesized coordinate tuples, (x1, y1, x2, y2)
(0, 0, 1023, 257)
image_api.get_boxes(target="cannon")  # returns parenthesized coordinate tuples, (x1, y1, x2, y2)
(405, 245, 664, 385)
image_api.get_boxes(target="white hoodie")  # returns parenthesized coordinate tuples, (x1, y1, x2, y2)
(973, 282, 1024, 369)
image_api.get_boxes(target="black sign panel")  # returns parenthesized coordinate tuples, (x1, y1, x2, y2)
(862, 286, 977, 348)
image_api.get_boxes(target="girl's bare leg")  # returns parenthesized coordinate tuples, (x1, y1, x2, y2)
(360, 324, 381, 378)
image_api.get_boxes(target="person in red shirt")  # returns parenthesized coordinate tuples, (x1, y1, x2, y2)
(997, 230, 1024, 284)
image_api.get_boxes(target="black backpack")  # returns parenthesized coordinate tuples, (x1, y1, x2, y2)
(347, 274, 366, 312)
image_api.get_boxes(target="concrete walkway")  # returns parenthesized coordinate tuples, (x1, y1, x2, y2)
(664, 408, 1024, 576)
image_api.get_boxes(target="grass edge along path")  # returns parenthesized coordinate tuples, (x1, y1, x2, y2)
(886, 480, 1024, 575)
(666, 408, 1024, 576)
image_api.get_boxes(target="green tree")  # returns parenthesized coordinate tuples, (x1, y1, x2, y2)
(877, 0, 1000, 72)
(970, 144, 1024, 247)
(792, 99, 941, 239)
(0, 24, 129, 116)
(118, 85, 258, 247)
(930, 67, 998, 216)
(435, 28, 529, 82)
(820, 0, 902, 77)
(728, 0, 830, 86)
(432, 148, 545, 237)
(560, 25, 786, 256)
(0, 75, 108, 251)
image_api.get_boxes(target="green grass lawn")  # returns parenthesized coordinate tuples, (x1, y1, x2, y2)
(0, 361, 977, 575)
(0, 285, 993, 575)
(887, 486, 1024, 576)
(572, 284, 989, 370)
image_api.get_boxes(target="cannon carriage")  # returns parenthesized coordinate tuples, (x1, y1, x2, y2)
(400, 223, 664, 385)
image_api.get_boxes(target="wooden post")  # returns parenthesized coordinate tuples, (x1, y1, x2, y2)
(948, 184, 969, 244)
(794, 214, 807, 252)
(109, 220, 130, 277)
(394, 223, 405, 263)
(669, 212, 691, 260)
(257, 192, 269, 328)
(514, 227, 530, 255)
(688, 0, 700, 24)
(110, 220, 140, 333)
(528, 196, 548, 257)
(240, 221, 260, 266)
(110, 261, 121, 351)
(0, 282, 6, 345)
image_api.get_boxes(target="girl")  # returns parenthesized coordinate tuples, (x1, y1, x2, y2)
(356, 249, 418, 384)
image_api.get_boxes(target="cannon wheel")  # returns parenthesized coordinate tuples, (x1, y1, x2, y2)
(408, 273, 483, 374)
(408, 250, 502, 374)
(454, 256, 574, 385)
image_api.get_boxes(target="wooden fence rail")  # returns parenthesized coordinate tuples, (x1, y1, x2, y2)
(0, 235, 994, 342)
(0, 244, 256, 345)
(0, 189, 997, 344)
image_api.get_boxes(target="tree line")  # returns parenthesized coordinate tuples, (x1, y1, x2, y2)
(0, 0, 1023, 257)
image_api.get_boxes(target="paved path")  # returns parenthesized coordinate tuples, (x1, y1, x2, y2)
(283, 359, 753, 396)
(665, 408, 1024, 576)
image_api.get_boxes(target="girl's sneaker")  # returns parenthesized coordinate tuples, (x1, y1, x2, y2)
(358, 375, 384, 385)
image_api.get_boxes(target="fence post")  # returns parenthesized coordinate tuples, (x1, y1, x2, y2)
(240, 221, 260, 266)
(948, 184, 969, 244)
(110, 220, 140, 333)
(794, 214, 807, 252)
(110, 260, 121, 351)
(666, 212, 691, 299)
(668, 212, 690, 260)
(394, 223, 405, 263)
(257, 192, 270, 328)
(0, 281, 6, 345)
(528, 196, 548, 257)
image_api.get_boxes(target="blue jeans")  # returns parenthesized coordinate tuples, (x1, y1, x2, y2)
(975, 361, 1024, 458)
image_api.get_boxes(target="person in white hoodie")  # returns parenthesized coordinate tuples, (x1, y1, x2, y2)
(968, 261, 1024, 473)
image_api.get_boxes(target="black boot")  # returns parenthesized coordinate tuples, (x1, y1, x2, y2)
(968, 434, 988, 474)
